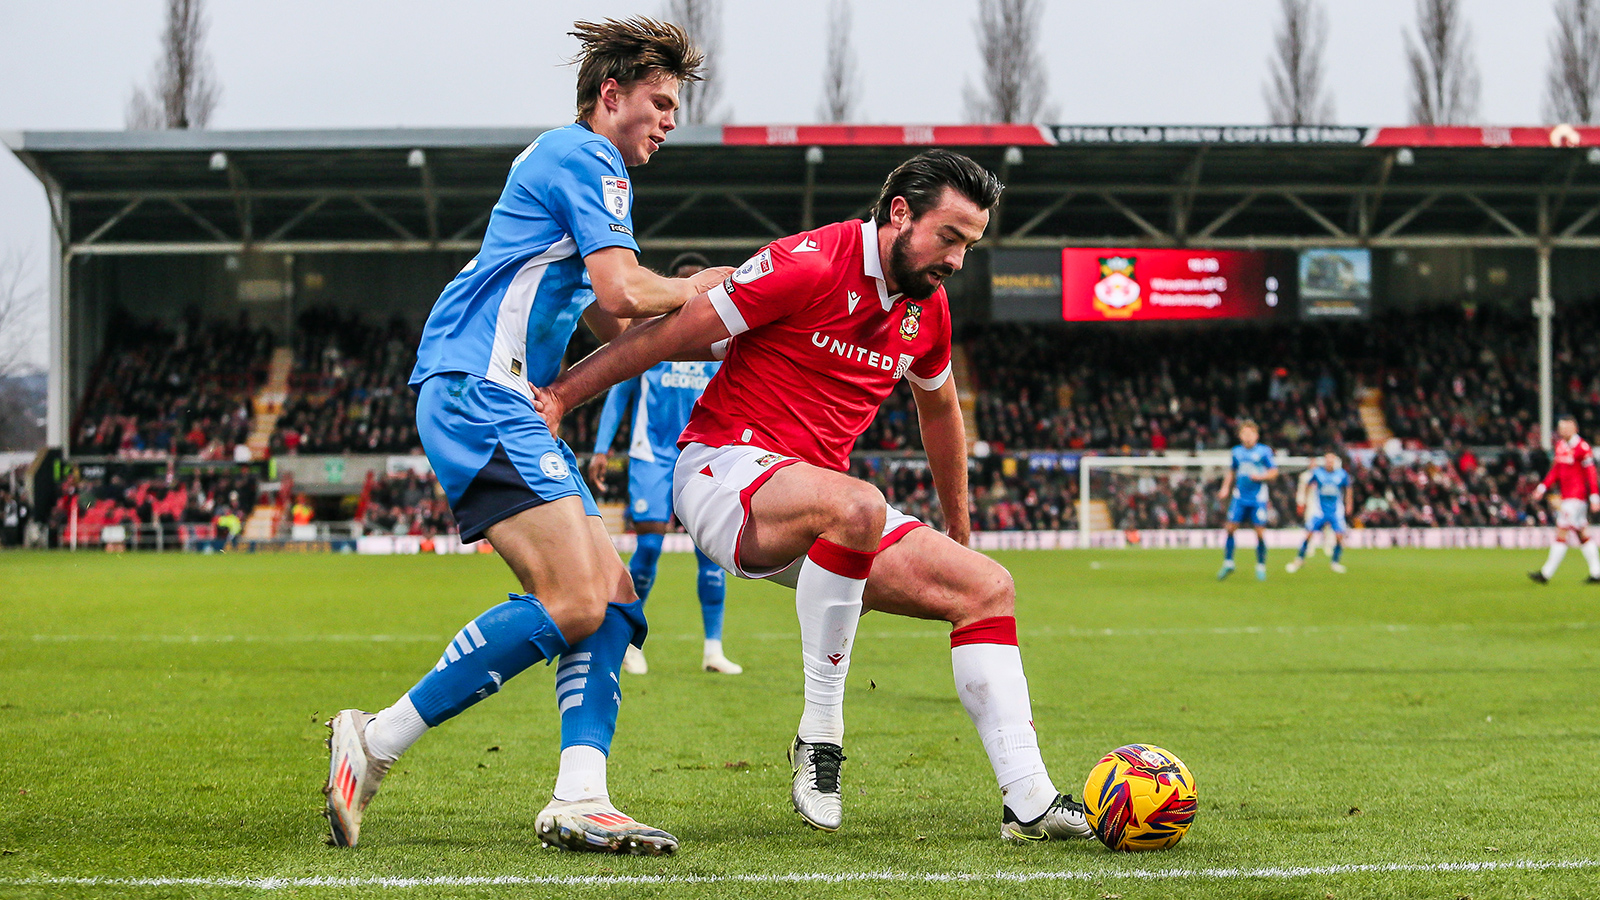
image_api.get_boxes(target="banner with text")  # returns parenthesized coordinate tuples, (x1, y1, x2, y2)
(1061, 248, 1295, 321)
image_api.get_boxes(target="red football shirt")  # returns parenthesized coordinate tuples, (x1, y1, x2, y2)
(1542, 435, 1600, 499)
(679, 218, 953, 471)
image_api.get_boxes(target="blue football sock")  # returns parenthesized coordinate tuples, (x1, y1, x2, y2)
(1333, 543, 1344, 563)
(695, 547, 726, 643)
(1256, 539, 1267, 565)
(1224, 533, 1236, 562)
(629, 532, 664, 603)
(558, 600, 648, 754)
(1298, 537, 1310, 559)
(407, 594, 570, 727)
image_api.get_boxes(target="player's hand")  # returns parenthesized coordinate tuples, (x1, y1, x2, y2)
(530, 383, 566, 433)
(1532, 484, 1547, 501)
(1590, 494, 1599, 513)
(686, 266, 734, 295)
(1216, 487, 1229, 501)
(587, 452, 609, 488)
(1296, 504, 1305, 517)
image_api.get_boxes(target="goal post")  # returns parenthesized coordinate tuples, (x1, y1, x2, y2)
(1077, 455, 1314, 543)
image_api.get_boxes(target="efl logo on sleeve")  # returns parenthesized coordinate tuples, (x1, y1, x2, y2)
(732, 248, 773, 284)
(601, 176, 631, 219)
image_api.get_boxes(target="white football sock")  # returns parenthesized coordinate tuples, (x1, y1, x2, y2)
(951, 617, 1055, 822)
(703, 638, 724, 658)
(552, 745, 609, 802)
(364, 693, 429, 762)
(794, 539, 874, 746)
(1583, 539, 1600, 577)
(1542, 542, 1568, 579)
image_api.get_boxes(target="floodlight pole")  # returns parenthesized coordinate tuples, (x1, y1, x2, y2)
(1536, 243, 1554, 451)
(1078, 456, 1092, 545)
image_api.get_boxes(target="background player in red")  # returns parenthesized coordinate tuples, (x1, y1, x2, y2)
(537, 151, 1094, 842)
(1529, 413, 1600, 583)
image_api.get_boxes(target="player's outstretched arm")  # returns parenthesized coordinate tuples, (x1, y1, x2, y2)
(536, 294, 731, 430)
(585, 248, 731, 319)
(913, 378, 971, 546)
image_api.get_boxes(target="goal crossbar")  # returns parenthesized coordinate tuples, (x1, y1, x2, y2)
(1077, 455, 1313, 540)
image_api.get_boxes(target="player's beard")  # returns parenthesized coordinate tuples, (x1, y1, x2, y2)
(887, 228, 953, 301)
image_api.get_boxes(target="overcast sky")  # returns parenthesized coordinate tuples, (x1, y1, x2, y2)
(0, 0, 1554, 365)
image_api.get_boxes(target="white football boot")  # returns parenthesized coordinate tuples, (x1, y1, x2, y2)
(1285, 557, 1303, 573)
(788, 736, 846, 832)
(1000, 793, 1095, 841)
(621, 644, 648, 675)
(702, 640, 743, 674)
(323, 709, 393, 847)
(535, 797, 678, 855)
(1330, 562, 1348, 574)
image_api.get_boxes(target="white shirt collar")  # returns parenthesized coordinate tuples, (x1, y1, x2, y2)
(859, 219, 902, 311)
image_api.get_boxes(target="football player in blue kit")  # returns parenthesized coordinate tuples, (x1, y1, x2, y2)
(322, 18, 731, 855)
(1216, 420, 1280, 581)
(1287, 451, 1353, 574)
(588, 253, 741, 676)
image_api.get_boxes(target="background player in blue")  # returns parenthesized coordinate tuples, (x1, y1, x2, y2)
(1216, 420, 1280, 580)
(322, 19, 731, 854)
(588, 253, 741, 676)
(1287, 451, 1353, 574)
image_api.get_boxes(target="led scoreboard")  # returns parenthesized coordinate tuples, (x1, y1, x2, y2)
(1060, 248, 1296, 321)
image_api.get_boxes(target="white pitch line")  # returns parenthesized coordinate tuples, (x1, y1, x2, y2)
(2, 859, 1596, 889)
(10, 620, 1596, 645)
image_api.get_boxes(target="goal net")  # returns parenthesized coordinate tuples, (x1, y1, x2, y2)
(1077, 455, 1314, 538)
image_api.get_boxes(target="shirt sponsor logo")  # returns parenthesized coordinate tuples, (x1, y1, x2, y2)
(899, 302, 922, 340)
(601, 176, 631, 219)
(810, 331, 905, 376)
(540, 451, 571, 481)
(659, 361, 712, 390)
(732, 248, 773, 284)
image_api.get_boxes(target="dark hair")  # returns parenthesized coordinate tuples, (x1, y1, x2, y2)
(1559, 413, 1577, 423)
(872, 150, 1004, 226)
(570, 18, 704, 119)
(668, 252, 711, 273)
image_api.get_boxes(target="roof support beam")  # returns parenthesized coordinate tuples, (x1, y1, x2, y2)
(225, 160, 253, 243)
(265, 197, 329, 241)
(1463, 192, 1526, 237)
(1171, 148, 1206, 243)
(1281, 191, 1347, 238)
(1008, 191, 1075, 241)
(1377, 192, 1439, 239)
(352, 195, 416, 240)
(80, 198, 143, 245)
(1099, 192, 1170, 241)
(1193, 192, 1258, 240)
(640, 191, 704, 239)
(448, 207, 492, 242)
(724, 192, 785, 237)
(166, 198, 230, 241)
(414, 152, 440, 243)
(1559, 198, 1600, 237)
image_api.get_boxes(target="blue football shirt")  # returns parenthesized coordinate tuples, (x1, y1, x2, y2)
(1231, 443, 1276, 504)
(410, 123, 638, 400)
(593, 361, 721, 465)
(1308, 466, 1351, 515)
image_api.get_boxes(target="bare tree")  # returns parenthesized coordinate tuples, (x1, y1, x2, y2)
(125, 0, 220, 130)
(0, 251, 44, 449)
(1546, 0, 1600, 123)
(1264, 0, 1335, 125)
(663, 0, 725, 124)
(1405, 0, 1480, 125)
(818, 0, 860, 123)
(963, 0, 1054, 124)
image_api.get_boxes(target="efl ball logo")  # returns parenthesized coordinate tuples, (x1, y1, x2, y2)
(1093, 256, 1142, 319)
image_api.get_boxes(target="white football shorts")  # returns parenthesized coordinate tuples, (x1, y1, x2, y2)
(1556, 497, 1590, 531)
(672, 442, 925, 587)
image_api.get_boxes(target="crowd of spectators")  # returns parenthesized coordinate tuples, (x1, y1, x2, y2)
(46, 468, 259, 543)
(272, 310, 422, 455)
(360, 470, 454, 537)
(74, 318, 271, 457)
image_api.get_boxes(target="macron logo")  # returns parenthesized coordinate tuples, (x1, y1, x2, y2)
(792, 236, 821, 253)
(846, 290, 862, 313)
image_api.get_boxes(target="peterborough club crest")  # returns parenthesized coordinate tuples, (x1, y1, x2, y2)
(899, 302, 923, 340)
(601, 176, 630, 219)
(1092, 256, 1141, 318)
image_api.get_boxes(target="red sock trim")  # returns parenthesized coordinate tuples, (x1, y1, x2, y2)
(805, 537, 876, 580)
(950, 615, 1018, 648)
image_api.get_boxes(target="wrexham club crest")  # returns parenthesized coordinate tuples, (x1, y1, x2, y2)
(899, 302, 923, 339)
(1093, 256, 1141, 318)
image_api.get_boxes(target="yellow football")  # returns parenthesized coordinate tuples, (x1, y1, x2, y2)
(1082, 744, 1198, 851)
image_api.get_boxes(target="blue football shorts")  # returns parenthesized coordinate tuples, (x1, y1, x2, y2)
(1227, 498, 1268, 526)
(626, 456, 677, 524)
(415, 372, 599, 542)
(1308, 509, 1348, 534)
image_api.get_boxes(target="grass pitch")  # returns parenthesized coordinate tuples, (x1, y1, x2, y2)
(0, 547, 1596, 899)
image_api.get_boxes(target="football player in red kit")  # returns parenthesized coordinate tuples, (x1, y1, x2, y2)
(536, 151, 1094, 842)
(1529, 414, 1600, 583)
